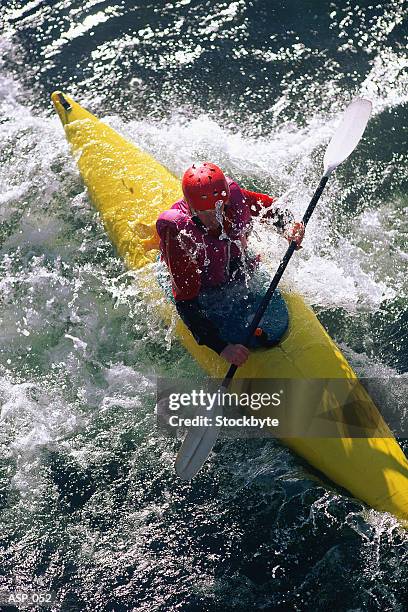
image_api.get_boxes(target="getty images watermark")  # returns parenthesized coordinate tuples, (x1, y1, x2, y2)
(156, 377, 408, 438)
(166, 387, 282, 429)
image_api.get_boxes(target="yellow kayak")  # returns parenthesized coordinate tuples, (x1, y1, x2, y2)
(51, 91, 408, 522)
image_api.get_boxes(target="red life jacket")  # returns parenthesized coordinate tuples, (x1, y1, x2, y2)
(156, 179, 252, 288)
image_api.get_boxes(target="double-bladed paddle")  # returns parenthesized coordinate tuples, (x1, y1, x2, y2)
(175, 97, 372, 480)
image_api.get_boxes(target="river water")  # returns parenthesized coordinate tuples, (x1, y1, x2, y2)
(0, 1, 407, 610)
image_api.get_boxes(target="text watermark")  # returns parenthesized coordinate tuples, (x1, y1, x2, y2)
(156, 377, 408, 438)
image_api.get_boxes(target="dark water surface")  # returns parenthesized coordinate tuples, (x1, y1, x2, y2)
(0, 1, 407, 610)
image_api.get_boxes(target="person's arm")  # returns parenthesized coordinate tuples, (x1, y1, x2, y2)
(176, 299, 249, 364)
(242, 187, 304, 248)
(163, 228, 228, 354)
(242, 188, 295, 236)
(175, 299, 228, 355)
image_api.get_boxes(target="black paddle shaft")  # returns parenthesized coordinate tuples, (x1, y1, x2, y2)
(222, 175, 329, 386)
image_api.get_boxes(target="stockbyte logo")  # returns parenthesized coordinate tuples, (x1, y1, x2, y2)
(167, 413, 280, 430)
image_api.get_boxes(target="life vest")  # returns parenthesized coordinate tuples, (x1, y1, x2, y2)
(156, 179, 253, 288)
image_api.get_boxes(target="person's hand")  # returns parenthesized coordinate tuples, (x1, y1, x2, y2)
(286, 221, 305, 250)
(220, 344, 250, 366)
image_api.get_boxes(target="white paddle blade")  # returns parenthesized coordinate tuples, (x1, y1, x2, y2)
(175, 401, 223, 481)
(323, 98, 372, 177)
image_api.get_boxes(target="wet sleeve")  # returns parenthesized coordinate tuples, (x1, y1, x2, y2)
(163, 229, 228, 355)
(163, 228, 201, 301)
(242, 188, 295, 236)
(176, 299, 229, 355)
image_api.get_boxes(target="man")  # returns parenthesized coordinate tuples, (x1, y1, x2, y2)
(156, 162, 304, 366)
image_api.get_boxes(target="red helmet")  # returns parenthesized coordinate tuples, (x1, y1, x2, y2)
(182, 162, 230, 211)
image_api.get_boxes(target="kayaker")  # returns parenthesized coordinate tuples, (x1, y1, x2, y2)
(156, 162, 304, 366)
